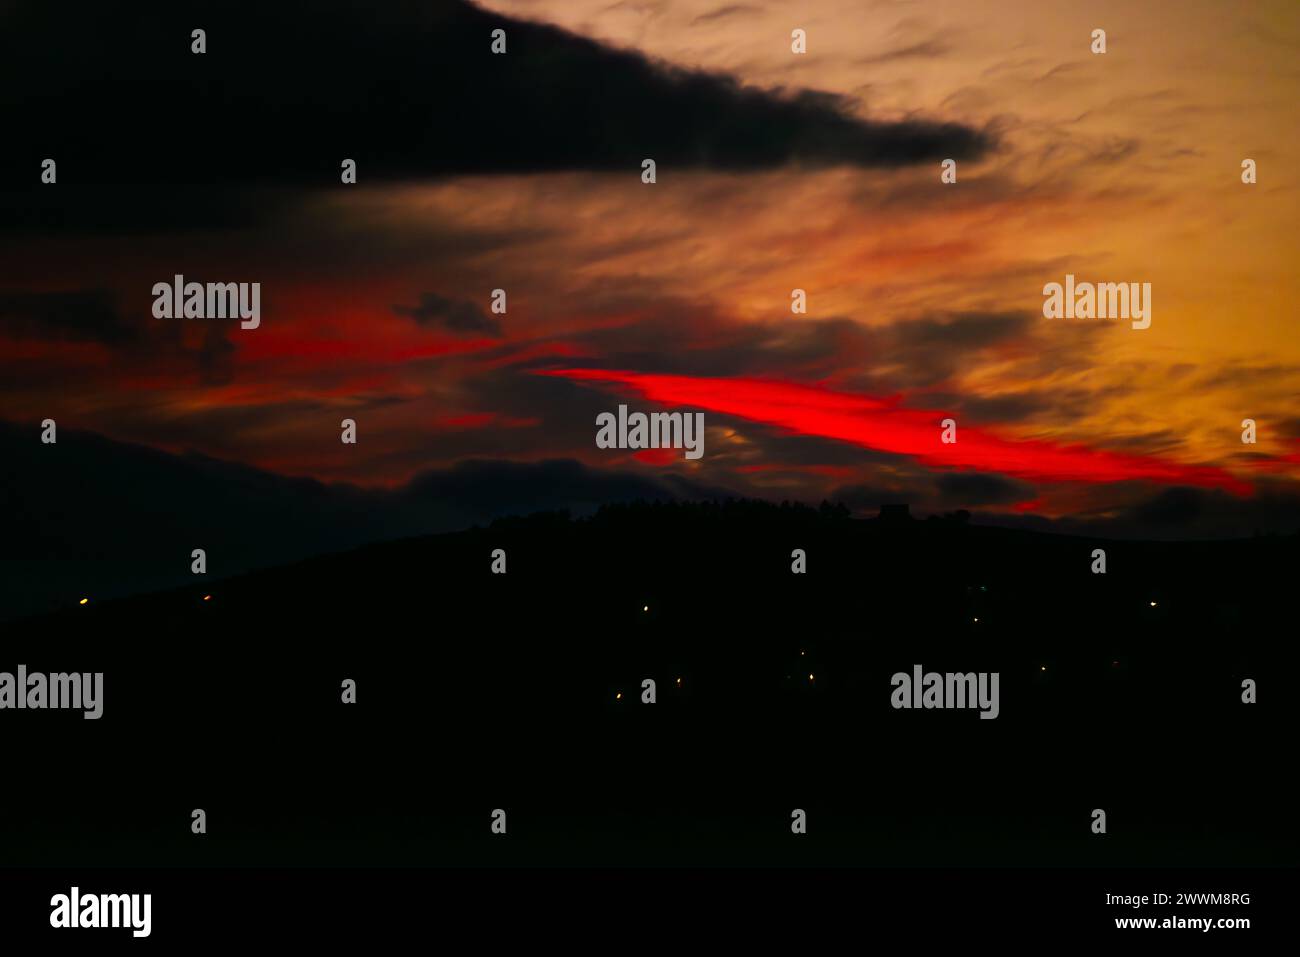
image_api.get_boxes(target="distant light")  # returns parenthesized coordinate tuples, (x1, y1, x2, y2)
(1149, 601, 1157, 607)
(973, 617, 979, 623)
(799, 650, 806, 656)
(676, 677, 682, 686)
(643, 605, 648, 612)
(78, 598, 89, 605)
(1040, 665, 1047, 671)
(203, 595, 212, 601)
(808, 673, 815, 681)
(615, 692, 622, 700)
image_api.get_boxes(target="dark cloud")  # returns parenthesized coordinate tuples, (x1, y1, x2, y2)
(543, 308, 1036, 387)
(916, 384, 1129, 428)
(894, 310, 1032, 350)
(1275, 417, 1300, 440)
(1037, 132, 1140, 169)
(0, 0, 993, 238)
(826, 480, 920, 512)
(883, 310, 1037, 386)
(715, 430, 904, 470)
(944, 392, 1053, 425)
(1093, 429, 1187, 455)
(0, 290, 139, 345)
(197, 324, 237, 387)
(857, 40, 953, 66)
(933, 471, 1036, 506)
(0, 420, 732, 620)
(1127, 486, 1204, 526)
(692, 5, 761, 25)
(830, 467, 1037, 514)
(0, 285, 237, 386)
(1194, 362, 1300, 391)
(984, 482, 1300, 542)
(394, 293, 502, 337)
(1039, 61, 1091, 83)
(403, 458, 732, 519)
(0, 186, 305, 238)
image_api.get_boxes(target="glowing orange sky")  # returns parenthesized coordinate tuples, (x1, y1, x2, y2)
(2, 0, 1297, 525)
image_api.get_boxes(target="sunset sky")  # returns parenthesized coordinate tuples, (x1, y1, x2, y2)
(3, 0, 1299, 542)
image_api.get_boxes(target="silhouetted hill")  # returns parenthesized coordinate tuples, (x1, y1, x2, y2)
(0, 421, 729, 620)
(4, 500, 1295, 866)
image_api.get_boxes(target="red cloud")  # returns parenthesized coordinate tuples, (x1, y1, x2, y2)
(542, 368, 1252, 494)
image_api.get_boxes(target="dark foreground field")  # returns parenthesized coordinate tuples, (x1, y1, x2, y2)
(3, 502, 1295, 866)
